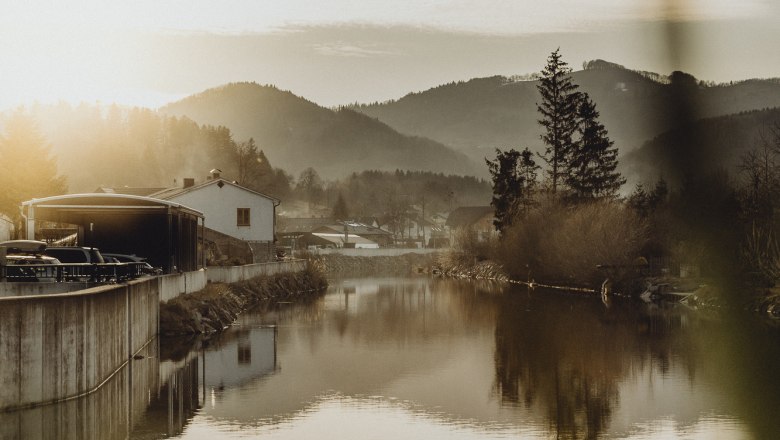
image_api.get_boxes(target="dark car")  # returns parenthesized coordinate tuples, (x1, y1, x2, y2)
(102, 253, 161, 275)
(43, 246, 105, 264)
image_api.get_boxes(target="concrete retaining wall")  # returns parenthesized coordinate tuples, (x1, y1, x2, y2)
(158, 270, 207, 303)
(0, 277, 159, 412)
(0, 343, 160, 440)
(0, 260, 304, 411)
(0, 282, 94, 298)
(206, 259, 306, 284)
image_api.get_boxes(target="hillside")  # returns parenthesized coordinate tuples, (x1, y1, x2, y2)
(624, 107, 780, 186)
(351, 61, 780, 164)
(159, 83, 480, 179)
(20, 103, 294, 196)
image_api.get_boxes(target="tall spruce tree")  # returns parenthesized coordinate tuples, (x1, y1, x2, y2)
(537, 48, 580, 195)
(332, 192, 350, 220)
(486, 147, 539, 233)
(566, 93, 625, 201)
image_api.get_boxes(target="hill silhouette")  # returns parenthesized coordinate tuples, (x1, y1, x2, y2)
(159, 83, 480, 179)
(624, 107, 780, 187)
(351, 61, 780, 164)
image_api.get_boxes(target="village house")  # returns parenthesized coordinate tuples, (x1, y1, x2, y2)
(445, 206, 496, 242)
(277, 218, 391, 250)
(149, 171, 280, 263)
(314, 222, 394, 247)
(98, 170, 280, 263)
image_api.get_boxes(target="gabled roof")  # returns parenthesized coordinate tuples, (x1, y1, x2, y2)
(315, 222, 393, 236)
(149, 178, 280, 204)
(277, 217, 335, 234)
(445, 206, 494, 228)
(311, 233, 377, 246)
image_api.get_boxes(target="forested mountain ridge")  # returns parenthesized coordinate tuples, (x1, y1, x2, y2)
(12, 103, 291, 197)
(624, 107, 780, 186)
(351, 61, 780, 163)
(159, 82, 480, 178)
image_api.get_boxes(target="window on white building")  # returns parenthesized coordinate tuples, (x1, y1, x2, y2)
(237, 208, 250, 226)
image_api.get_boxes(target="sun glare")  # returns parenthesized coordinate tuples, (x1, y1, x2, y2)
(0, 0, 774, 110)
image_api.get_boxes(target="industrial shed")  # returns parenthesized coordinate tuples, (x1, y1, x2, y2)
(22, 194, 204, 273)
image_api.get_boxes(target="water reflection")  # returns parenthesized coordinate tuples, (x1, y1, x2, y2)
(493, 291, 697, 439)
(5, 277, 780, 439)
(0, 342, 162, 440)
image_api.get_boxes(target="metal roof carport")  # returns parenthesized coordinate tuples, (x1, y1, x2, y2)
(22, 194, 204, 273)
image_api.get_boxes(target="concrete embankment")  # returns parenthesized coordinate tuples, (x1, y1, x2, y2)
(0, 277, 159, 412)
(160, 267, 327, 335)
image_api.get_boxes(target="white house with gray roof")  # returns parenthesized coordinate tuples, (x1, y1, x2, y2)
(114, 171, 281, 264)
(150, 175, 279, 244)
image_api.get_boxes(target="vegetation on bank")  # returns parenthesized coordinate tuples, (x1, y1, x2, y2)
(475, 50, 780, 305)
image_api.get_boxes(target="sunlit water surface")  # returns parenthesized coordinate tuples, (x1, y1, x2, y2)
(154, 277, 780, 440)
(8, 276, 778, 439)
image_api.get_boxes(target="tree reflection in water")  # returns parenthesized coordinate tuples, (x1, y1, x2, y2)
(493, 287, 697, 439)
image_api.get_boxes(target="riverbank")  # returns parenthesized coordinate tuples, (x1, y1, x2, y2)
(434, 255, 509, 282)
(312, 252, 440, 277)
(159, 266, 327, 335)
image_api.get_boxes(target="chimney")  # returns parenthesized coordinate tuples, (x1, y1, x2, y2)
(183, 178, 195, 188)
(210, 168, 222, 180)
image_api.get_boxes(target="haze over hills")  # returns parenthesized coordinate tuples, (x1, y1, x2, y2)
(351, 60, 780, 164)
(159, 83, 481, 179)
(624, 107, 780, 187)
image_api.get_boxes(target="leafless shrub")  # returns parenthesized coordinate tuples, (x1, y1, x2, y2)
(742, 223, 780, 285)
(438, 226, 496, 267)
(499, 197, 647, 286)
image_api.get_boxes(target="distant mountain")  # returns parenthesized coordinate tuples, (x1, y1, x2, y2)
(351, 61, 780, 164)
(624, 107, 780, 186)
(159, 83, 480, 179)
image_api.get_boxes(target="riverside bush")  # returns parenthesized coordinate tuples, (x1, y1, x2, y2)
(498, 198, 647, 286)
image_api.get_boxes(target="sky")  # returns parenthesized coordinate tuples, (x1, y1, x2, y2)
(1, 0, 779, 110)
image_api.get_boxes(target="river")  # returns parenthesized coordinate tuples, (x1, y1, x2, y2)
(5, 276, 780, 439)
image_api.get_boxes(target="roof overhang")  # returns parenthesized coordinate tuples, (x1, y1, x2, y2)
(23, 193, 204, 221)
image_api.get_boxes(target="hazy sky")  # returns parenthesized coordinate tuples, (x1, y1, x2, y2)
(2, 0, 779, 110)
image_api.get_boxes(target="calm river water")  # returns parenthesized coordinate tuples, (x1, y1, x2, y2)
(7, 276, 780, 439)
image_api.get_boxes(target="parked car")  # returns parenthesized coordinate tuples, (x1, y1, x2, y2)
(2, 253, 61, 282)
(102, 253, 161, 275)
(0, 240, 48, 255)
(43, 246, 105, 264)
(5, 255, 61, 265)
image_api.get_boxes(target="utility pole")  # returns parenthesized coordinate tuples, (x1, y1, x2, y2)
(421, 196, 426, 248)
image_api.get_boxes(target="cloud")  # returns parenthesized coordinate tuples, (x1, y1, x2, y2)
(311, 41, 400, 58)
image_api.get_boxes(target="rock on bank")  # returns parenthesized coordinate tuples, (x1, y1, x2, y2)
(160, 267, 327, 335)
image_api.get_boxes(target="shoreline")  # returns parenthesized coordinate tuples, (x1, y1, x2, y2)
(159, 266, 328, 335)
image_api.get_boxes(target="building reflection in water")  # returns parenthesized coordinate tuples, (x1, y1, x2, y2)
(0, 324, 280, 440)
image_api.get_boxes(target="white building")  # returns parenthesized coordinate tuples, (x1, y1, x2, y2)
(150, 173, 280, 261)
